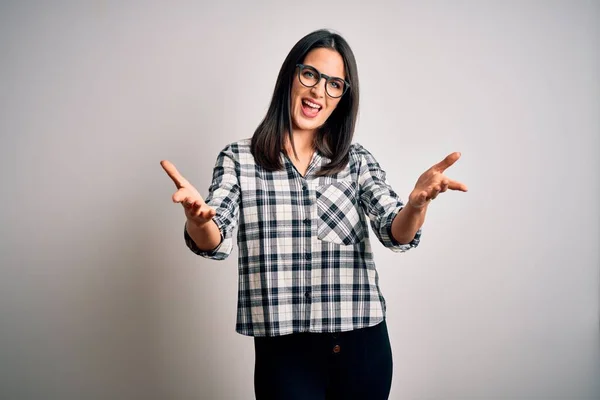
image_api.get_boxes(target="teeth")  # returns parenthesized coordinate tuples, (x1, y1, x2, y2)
(303, 99, 321, 109)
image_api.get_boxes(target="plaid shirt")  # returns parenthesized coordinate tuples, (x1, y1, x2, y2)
(184, 139, 420, 337)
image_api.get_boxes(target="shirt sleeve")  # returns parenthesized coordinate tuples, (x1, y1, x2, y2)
(184, 144, 241, 260)
(355, 144, 421, 252)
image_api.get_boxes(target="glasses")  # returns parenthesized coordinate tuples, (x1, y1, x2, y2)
(296, 64, 350, 98)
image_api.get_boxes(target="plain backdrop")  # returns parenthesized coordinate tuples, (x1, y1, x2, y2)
(1, 1, 598, 399)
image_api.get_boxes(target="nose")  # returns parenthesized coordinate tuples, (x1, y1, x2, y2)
(309, 79, 326, 98)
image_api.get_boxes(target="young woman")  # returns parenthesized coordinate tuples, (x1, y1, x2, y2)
(161, 29, 467, 400)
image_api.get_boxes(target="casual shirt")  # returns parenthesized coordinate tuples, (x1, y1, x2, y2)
(184, 139, 420, 337)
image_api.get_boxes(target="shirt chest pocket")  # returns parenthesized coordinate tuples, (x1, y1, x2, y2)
(315, 180, 365, 245)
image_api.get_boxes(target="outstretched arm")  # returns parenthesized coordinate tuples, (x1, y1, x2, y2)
(391, 152, 468, 244)
(161, 159, 222, 251)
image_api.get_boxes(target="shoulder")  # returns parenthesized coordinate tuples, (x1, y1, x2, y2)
(215, 138, 253, 163)
(213, 138, 262, 172)
(349, 142, 368, 157)
(347, 143, 390, 176)
(219, 138, 252, 155)
(348, 142, 378, 163)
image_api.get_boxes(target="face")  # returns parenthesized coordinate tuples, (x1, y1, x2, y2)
(290, 48, 346, 136)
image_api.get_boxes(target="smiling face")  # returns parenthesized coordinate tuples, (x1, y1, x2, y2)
(290, 47, 346, 137)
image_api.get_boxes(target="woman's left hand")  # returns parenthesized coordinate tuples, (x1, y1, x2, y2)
(407, 152, 468, 209)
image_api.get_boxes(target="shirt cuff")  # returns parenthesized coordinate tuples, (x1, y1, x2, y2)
(382, 207, 421, 252)
(184, 222, 225, 257)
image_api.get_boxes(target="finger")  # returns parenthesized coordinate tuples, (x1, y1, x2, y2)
(447, 179, 468, 192)
(190, 203, 204, 218)
(433, 152, 461, 172)
(201, 207, 216, 219)
(181, 196, 202, 208)
(439, 179, 449, 193)
(428, 186, 441, 200)
(189, 201, 201, 214)
(161, 160, 189, 189)
(172, 189, 192, 204)
(190, 198, 207, 210)
(197, 205, 216, 219)
(172, 189, 187, 204)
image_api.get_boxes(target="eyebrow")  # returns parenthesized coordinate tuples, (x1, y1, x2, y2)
(304, 64, 345, 81)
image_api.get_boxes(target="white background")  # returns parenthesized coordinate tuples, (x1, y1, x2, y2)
(1, 1, 598, 399)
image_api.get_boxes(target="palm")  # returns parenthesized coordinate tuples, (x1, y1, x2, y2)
(160, 160, 216, 224)
(408, 152, 468, 208)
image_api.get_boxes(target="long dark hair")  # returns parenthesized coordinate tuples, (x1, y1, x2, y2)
(250, 29, 360, 176)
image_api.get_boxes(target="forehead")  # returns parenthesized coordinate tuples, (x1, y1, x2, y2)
(302, 48, 345, 79)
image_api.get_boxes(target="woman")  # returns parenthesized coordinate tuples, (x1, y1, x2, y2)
(161, 29, 467, 400)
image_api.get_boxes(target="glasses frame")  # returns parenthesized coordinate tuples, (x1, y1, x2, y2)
(295, 64, 350, 98)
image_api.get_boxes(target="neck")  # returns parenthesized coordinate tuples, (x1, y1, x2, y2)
(285, 130, 316, 155)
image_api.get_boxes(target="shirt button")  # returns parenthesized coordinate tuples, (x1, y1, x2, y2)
(333, 345, 341, 354)
(303, 218, 310, 225)
(302, 185, 308, 192)
(304, 253, 311, 260)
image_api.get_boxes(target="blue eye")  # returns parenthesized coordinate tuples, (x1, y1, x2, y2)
(329, 79, 345, 90)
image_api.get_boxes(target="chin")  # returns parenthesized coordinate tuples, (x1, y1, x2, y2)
(292, 113, 328, 133)
(295, 121, 321, 132)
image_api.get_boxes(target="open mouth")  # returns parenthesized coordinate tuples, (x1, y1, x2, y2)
(301, 98, 322, 118)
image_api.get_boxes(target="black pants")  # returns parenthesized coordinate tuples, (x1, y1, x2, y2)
(254, 319, 393, 400)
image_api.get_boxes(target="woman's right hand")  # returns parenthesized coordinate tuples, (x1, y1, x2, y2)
(160, 160, 216, 227)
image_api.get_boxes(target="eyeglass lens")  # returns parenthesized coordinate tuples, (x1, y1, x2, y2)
(298, 65, 346, 98)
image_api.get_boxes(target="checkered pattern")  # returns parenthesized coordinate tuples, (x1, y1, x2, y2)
(184, 139, 420, 337)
